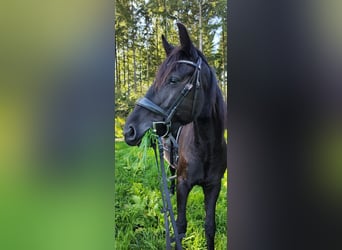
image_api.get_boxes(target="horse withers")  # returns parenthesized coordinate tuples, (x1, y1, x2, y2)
(124, 23, 227, 250)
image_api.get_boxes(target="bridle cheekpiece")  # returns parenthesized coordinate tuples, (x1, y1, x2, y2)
(136, 57, 202, 137)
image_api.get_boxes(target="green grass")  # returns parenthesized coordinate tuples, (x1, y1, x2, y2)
(114, 140, 227, 249)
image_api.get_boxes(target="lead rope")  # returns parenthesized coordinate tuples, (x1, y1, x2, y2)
(151, 137, 183, 250)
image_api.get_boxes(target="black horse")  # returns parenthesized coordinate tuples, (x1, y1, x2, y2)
(124, 23, 227, 250)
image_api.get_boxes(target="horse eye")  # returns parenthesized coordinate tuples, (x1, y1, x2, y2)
(169, 77, 179, 85)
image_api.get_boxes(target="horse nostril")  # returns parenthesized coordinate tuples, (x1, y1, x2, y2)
(124, 125, 136, 140)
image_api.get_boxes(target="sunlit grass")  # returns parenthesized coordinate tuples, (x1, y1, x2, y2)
(114, 137, 227, 249)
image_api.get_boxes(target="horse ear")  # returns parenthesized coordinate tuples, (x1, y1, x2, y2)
(162, 35, 174, 56)
(177, 22, 197, 58)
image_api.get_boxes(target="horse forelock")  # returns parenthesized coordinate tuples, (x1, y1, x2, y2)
(153, 47, 183, 90)
(153, 47, 209, 90)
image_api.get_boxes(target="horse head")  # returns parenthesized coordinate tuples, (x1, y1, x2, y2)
(124, 23, 217, 146)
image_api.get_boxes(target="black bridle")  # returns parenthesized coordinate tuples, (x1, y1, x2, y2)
(136, 57, 202, 137)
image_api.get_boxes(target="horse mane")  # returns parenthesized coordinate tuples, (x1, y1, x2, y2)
(199, 63, 227, 135)
(195, 50, 226, 134)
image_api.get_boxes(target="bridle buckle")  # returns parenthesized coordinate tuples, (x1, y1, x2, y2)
(153, 121, 171, 137)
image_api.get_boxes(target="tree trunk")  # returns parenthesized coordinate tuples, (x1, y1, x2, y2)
(115, 47, 120, 91)
(199, 0, 203, 51)
(222, 28, 227, 98)
(133, 41, 137, 92)
(124, 42, 130, 97)
(139, 47, 142, 93)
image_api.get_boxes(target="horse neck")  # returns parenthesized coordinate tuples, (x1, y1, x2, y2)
(193, 115, 225, 146)
(192, 67, 226, 145)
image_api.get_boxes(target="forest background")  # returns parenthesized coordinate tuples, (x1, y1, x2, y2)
(115, 0, 227, 137)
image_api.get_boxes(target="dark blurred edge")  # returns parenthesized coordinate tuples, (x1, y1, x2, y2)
(228, 0, 342, 250)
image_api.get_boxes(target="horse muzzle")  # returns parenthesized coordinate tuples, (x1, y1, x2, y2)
(123, 125, 139, 146)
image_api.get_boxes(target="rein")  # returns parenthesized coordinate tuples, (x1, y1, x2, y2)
(151, 136, 183, 250)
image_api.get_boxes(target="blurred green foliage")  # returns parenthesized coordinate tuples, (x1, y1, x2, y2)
(0, 1, 114, 249)
(115, 117, 126, 139)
